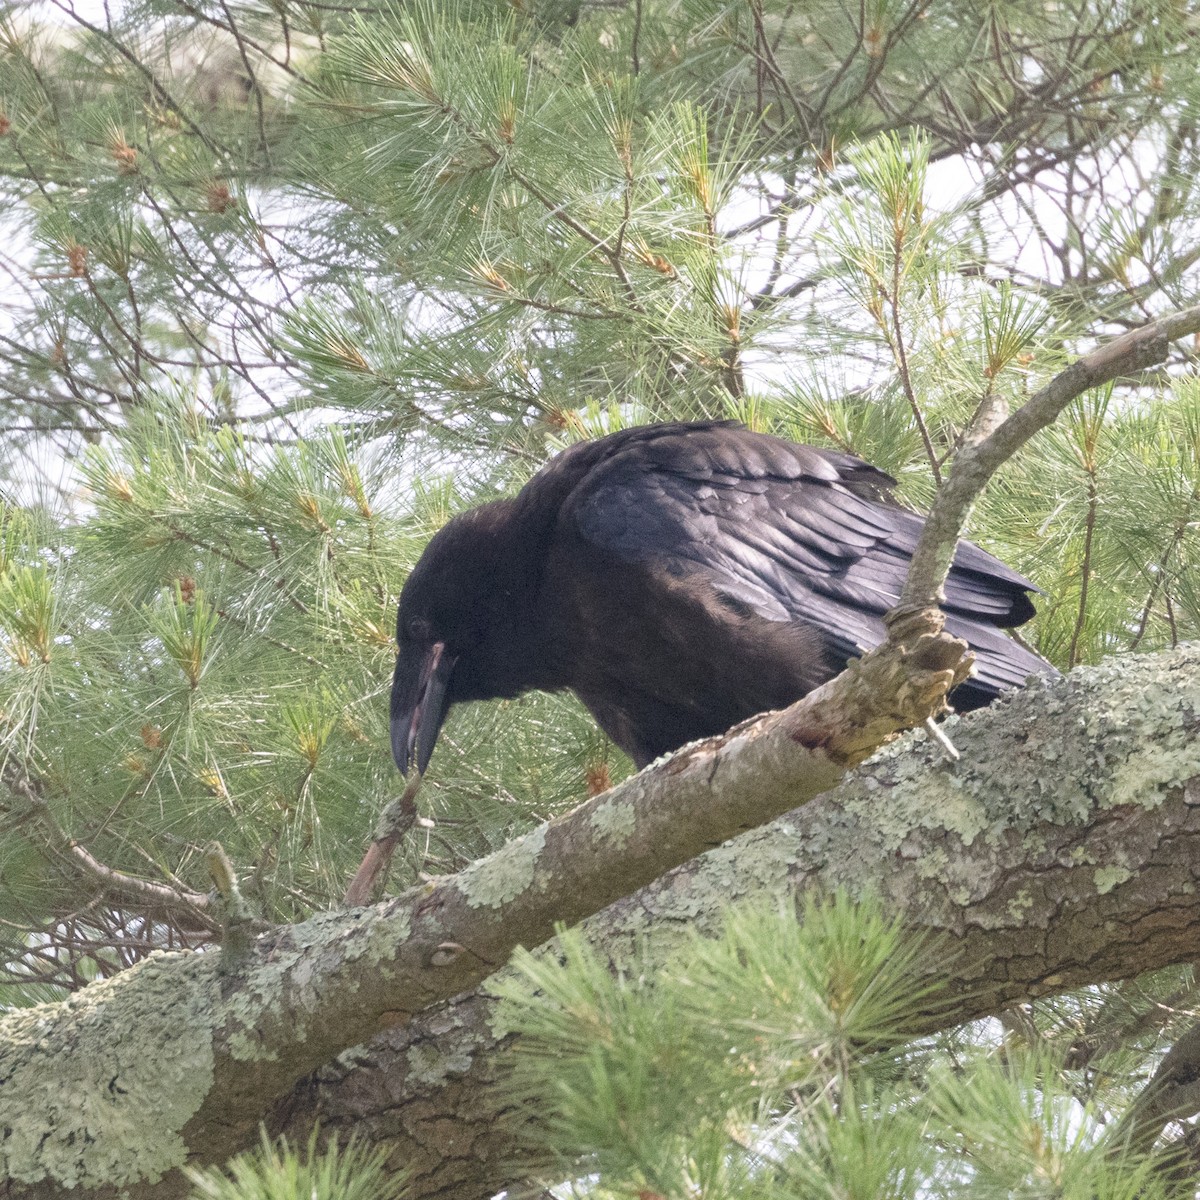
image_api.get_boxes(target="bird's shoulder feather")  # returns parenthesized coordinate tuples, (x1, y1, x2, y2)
(546, 423, 1044, 695)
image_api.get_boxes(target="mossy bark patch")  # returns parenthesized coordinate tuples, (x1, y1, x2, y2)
(588, 799, 637, 848)
(0, 950, 219, 1189)
(456, 826, 547, 909)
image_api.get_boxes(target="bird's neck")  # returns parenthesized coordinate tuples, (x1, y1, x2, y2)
(450, 496, 564, 701)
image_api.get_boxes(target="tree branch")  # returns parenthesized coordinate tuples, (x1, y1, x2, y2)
(3, 767, 220, 936)
(899, 301, 1200, 610)
(276, 644, 1200, 1200)
(0, 613, 969, 1198)
(4, 314, 1199, 1198)
(4, 646, 1200, 1196)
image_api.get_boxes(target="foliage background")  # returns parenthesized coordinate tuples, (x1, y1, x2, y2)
(3, 0, 1200, 1193)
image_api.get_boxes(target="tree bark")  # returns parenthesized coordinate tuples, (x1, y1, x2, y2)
(274, 643, 1200, 1199)
(4, 644, 1200, 1198)
(0, 619, 967, 1200)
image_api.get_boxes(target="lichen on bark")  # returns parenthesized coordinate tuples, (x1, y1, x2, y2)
(274, 647, 1200, 1200)
(6, 647, 1200, 1200)
(0, 951, 219, 1189)
(455, 826, 547, 909)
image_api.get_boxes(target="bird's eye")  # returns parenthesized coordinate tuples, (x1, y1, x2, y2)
(406, 617, 432, 642)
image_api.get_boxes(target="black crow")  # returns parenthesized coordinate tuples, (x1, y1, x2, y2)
(391, 421, 1053, 773)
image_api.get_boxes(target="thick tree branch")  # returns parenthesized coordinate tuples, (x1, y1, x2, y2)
(0, 618, 967, 1199)
(3, 646, 1200, 1197)
(275, 645, 1200, 1200)
(5, 310, 1200, 1199)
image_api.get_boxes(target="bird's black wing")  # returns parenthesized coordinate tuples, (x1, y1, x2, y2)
(561, 424, 1050, 700)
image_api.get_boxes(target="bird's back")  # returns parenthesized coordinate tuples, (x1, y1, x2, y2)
(525, 421, 1053, 765)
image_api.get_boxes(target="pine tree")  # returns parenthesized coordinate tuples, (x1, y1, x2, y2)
(3, 0, 1200, 1195)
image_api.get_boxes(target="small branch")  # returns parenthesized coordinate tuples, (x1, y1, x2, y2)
(1067, 471, 1099, 668)
(748, 275, 817, 312)
(922, 716, 960, 761)
(3, 766, 219, 933)
(1130, 514, 1193, 650)
(746, 0, 814, 134)
(344, 773, 425, 907)
(206, 842, 258, 971)
(899, 302, 1200, 610)
(887, 275, 941, 484)
(66, 841, 216, 930)
(218, 0, 272, 165)
(508, 168, 643, 311)
(47, 0, 227, 156)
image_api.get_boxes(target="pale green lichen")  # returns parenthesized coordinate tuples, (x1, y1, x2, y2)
(481, 652, 1200, 1062)
(1082, 653, 1200, 812)
(223, 903, 412, 1062)
(0, 950, 219, 1189)
(405, 1039, 476, 1086)
(835, 727, 992, 855)
(0, 886, 425, 1190)
(457, 825, 547, 909)
(1007, 889, 1035, 921)
(830, 648, 1200, 877)
(223, 907, 353, 1062)
(676, 817, 801, 905)
(914, 844, 950, 880)
(538, 647, 1200, 988)
(589, 798, 637, 848)
(1094, 865, 1133, 894)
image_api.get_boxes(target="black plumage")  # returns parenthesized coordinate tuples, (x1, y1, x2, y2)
(390, 421, 1054, 773)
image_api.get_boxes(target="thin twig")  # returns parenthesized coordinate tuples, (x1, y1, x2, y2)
(898, 302, 1200, 611)
(343, 772, 426, 906)
(1067, 472, 1098, 668)
(923, 716, 960, 761)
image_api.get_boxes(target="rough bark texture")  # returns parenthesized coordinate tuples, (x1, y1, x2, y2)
(0, 621, 965, 1200)
(2, 645, 1199, 1198)
(7, 303, 1200, 1199)
(276, 645, 1200, 1200)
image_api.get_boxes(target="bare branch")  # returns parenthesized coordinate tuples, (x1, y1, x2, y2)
(3, 768, 219, 936)
(344, 773, 425, 907)
(899, 301, 1200, 610)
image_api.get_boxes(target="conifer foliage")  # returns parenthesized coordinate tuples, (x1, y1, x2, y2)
(3, 0, 1200, 1194)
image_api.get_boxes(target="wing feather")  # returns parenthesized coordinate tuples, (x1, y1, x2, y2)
(565, 424, 1050, 700)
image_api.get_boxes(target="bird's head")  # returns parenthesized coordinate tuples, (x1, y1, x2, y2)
(389, 504, 521, 776)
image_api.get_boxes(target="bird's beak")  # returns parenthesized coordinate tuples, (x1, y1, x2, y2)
(390, 641, 456, 776)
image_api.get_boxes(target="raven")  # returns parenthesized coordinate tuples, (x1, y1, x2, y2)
(391, 421, 1053, 773)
